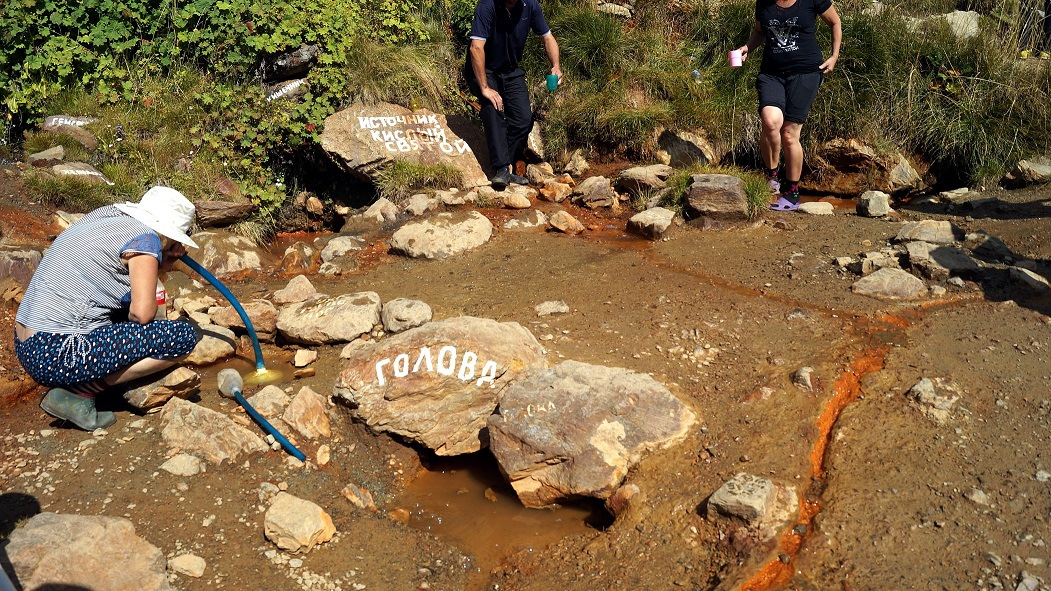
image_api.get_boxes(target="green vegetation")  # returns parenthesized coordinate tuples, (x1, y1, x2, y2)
(2, 0, 1050, 228)
(806, 6, 1051, 184)
(529, 0, 1051, 187)
(23, 175, 114, 212)
(663, 163, 770, 218)
(2, 0, 451, 232)
(376, 160, 464, 202)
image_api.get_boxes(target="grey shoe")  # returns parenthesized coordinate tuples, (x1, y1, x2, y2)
(40, 388, 116, 431)
(491, 167, 511, 191)
(509, 172, 529, 185)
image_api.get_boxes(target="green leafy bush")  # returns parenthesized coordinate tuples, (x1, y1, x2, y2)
(0, 0, 434, 117)
(2, 0, 451, 226)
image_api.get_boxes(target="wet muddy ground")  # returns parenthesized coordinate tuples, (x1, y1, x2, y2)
(2, 170, 1051, 590)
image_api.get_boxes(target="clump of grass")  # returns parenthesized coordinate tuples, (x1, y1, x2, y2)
(22, 132, 94, 162)
(229, 219, 272, 244)
(376, 160, 463, 203)
(473, 189, 496, 208)
(342, 32, 460, 110)
(739, 171, 771, 217)
(23, 173, 114, 212)
(630, 188, 663, 213)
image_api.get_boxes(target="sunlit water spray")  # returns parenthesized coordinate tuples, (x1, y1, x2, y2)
(243, 366, 287, 386)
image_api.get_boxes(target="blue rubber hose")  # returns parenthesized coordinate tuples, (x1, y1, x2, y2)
(236, 389, 307, 462)
(218, 369, 307, 462)
(179, 254, 265, 372)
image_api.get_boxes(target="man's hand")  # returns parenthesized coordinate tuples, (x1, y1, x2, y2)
(482, 87, 504, 111)
(737, 44, 751, 62)
(551, 66, 563, 85)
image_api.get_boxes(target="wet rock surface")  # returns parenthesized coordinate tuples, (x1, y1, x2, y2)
(851, 267, 929, 300)
(617, 164, 673, 195)
(627, 207, 676, 239)
(159, 397, 269, 464)
(189, 231, 266, 276)
(684, 173, 749, 220)
(122, 366, 201, 411)
(209, 298, 278, 341)
(389, 211, 493, 259)
(263, 492, 337, 553)
(276, 291, 381, 344)
(549, 209, 585, 234)
(195, 200, 254, 227)
(183, 323, 237, 364)
(706, 472, 778, 525)
(319, 103, 488, 188)
(380, 297, 432, 333)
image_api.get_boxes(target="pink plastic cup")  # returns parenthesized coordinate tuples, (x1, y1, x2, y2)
(729, 50, 743, 68)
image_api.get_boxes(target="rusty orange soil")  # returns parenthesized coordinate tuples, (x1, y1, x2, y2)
(739, 314, 903, 591)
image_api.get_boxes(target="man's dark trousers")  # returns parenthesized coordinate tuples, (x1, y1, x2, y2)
(469, 68, 533, 172)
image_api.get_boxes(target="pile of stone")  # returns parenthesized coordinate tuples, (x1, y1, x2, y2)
(830, 219, 1050, 301)
(23, 115, 111, 186)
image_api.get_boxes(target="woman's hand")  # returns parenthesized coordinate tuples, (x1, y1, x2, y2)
(738, 45, 751, 62)
(819, 55, 838, 74)
(160, 243, 186, 272)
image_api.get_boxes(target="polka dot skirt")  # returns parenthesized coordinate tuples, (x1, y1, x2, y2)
(15, 320, 199, 387)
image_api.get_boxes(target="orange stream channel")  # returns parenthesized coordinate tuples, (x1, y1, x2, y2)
(738, 314, 908, 591)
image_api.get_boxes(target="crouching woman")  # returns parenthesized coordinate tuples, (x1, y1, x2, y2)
(14, 186, 202, 430)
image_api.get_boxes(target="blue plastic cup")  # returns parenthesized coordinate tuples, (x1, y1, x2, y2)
(546, 74, 559, 92)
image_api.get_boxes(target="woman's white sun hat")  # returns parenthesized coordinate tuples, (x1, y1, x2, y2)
(114, 186, 199, 248)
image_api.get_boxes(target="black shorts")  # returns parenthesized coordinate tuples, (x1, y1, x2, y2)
(756, 71, 824, 124)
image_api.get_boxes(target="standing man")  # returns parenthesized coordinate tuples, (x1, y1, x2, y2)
(737, 0, 841, 211)
(465, 0, 561, 190)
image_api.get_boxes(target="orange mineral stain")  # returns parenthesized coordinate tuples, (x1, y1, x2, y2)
(738, 314, 907, 591)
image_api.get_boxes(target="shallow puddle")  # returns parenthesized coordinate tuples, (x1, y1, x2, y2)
(398, 453, 608, 586)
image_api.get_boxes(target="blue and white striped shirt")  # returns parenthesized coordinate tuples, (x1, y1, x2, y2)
(16, 205, 163, 335)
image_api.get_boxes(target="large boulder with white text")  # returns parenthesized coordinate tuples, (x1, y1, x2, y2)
(333, 316, 546, 455)
(319, 103, 489, 187)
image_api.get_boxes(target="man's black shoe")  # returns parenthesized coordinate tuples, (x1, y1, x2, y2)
(491, 168, 510, 191)
(509, 172, 529, 185)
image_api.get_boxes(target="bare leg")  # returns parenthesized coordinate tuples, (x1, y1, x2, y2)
(780, 121, 804, 182)
(760, 106, 785, 170)
(103, 357, 184, 386)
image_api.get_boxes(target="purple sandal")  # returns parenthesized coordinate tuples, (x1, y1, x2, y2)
(769, 197, 800, 211)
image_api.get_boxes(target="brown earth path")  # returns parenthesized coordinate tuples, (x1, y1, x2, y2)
(1, 169, 1050, 590)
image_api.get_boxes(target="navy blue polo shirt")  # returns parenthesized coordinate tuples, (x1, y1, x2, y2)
(469, 0, 551, 74)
